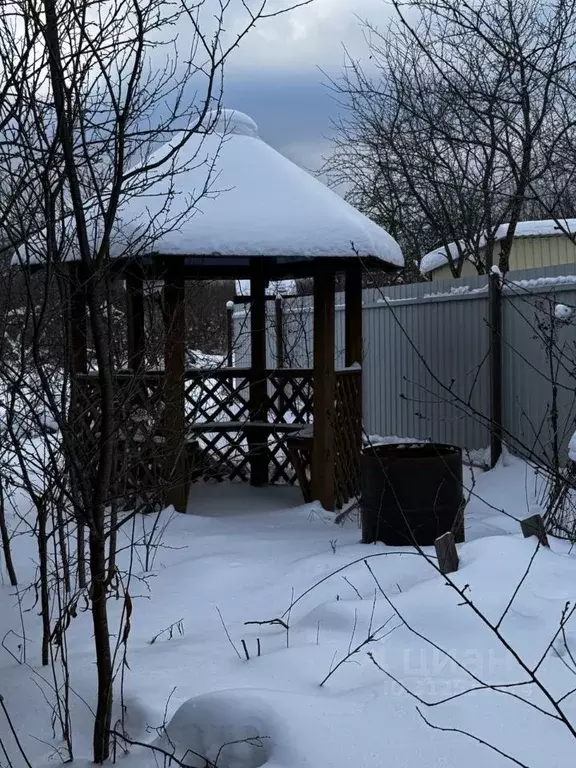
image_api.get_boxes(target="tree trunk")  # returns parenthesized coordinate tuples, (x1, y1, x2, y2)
(89, 527, 113, 763)
(38, 499, 50, 666)
(56, 492, 71, 595)
(106, 499, 117, 587)
(77, 522, 86, 589)
(0, 478, 17, 586)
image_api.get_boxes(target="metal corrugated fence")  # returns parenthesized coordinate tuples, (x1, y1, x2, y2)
(233, 264, 576, 463)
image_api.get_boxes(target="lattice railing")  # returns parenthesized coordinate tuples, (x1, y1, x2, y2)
(267, 370, 313, 483)
(334, 369, 362, 506)
(74, 371, 169, 503)
(183, 369, 249, 481)
(267, 369, 313, 426)
(183, 368, 314, 483)
(184, 369, 250, 426)
(74, 367, 361, 503)
(75, 371, 166, 440)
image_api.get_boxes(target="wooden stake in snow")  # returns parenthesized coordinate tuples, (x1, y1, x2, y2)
(520, 514, 549, 547)
(434, 532, 459, 574)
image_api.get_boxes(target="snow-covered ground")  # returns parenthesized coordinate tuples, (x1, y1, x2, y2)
(2, 452, 576, 767)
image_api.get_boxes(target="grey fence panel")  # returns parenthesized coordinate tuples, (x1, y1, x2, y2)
(502, 278, 576, 464)
(232, 308, 251, 368)
(281, 299, 314, 368)
(233, 296, 332, 370)
(363, 292, 491, 447)
(232, 303, 291, 368)
(231, 264, 576, 460)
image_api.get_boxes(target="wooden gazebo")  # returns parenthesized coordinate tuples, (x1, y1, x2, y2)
(33, 110, 403, 512)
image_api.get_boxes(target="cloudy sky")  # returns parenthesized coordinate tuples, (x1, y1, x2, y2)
(220, 0, 395, 172)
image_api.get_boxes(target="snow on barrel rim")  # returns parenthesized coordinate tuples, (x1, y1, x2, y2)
(204, 109, 260, 139)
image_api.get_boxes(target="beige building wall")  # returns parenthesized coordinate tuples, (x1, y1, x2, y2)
(427, 235, 576, 280)
(431, 260, 478, 280)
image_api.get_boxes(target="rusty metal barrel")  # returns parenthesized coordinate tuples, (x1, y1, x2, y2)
(360, 442, 465, 546)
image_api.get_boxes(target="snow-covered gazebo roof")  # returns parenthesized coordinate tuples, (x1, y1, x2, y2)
(17, 110, 403, 270)
(126, 109, 403, 267)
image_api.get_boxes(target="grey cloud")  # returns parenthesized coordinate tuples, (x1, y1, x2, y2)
(157, 2, 394, 176)
(223, 71, 339, 172)
(224, 73, 334, 143)
(219, 0, 395, 173)
(227, 0, 394, 71)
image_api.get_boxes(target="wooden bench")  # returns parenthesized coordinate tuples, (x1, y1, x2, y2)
(187, 420, 310, 489)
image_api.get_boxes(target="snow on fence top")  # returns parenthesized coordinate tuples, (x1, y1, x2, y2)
(15, 109, 403, 269)
(420, 218, 576, 274)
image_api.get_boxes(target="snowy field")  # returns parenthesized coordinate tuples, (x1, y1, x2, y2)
(2, 451, 576, 767)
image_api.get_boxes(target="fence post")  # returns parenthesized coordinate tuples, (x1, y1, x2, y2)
(275, 296, 284, 368)
(489, 272, 503, 467)
(520, 514, 549, 547)
(126, 267, 145, 371)
(226, 300, 234, 368)
(249, 264, 269, 486)
(434, 532, 459, 574)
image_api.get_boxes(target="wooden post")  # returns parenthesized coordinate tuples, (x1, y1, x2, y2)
(345, 264, 363, 368)
(226, 301, 234, 368)
(312, 267, 336, 510)
(163, 258, 187, 512)
(69, 263, 88, 375)
(126, 269, 145, 371)
(275, 295, 286, 415)
(249, 265, 269, 486)
(275, 296, 284, 368)
(520, 514, 549, 547)
(68, 263, 88, 588)
(434, 532, 459, 574)
(345, 264, 363, 464)
(489, 273, 503, 467)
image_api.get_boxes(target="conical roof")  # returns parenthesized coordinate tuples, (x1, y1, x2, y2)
(17, 110, 403, 269)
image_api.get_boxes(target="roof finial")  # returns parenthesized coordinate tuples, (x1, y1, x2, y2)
(205, 108, 259, 139)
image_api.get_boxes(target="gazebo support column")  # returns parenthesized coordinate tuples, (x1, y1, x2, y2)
(345, 263, 363, 455)
(248, 266, 269, 486)
(312, 267, 336, 511)
(67, 263, 88, 586)
(126, 268, 145, 371)
(345, 264, 362, 367)
(67, 264, 88, 432)
(68, 263, 88, 374)
(163, 259, 187, 512)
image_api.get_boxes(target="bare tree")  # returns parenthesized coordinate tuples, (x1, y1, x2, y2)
(326, 0, 576, 277)
(0, 0, 312, 763)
